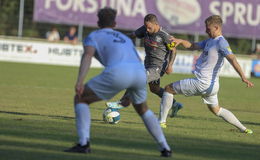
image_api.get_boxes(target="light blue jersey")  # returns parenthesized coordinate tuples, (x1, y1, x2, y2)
(83, 28, 141, 67)
(172, 35, 233, 105)
(83, 28, 147, 104)
(194, 35, 233, 84)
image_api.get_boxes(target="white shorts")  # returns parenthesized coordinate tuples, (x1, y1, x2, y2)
(172, 78, 219, 106)
(87, 63, 147, 104)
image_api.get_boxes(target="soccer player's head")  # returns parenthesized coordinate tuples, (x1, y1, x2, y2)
(205, 15, 223, 38)
(97, 7, 117, 28)
(144, 14, 160, 34)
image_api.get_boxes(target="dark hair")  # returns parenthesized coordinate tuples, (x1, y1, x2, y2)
(97, 7, 117, 28)
(144, 14, 158, 24)
(205, 15, 223, 27)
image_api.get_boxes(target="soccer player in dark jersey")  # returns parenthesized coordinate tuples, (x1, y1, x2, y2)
(106, 14, 183, 128)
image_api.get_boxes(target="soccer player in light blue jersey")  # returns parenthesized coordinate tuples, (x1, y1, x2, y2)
(159, 15, 254, 134)
(64, 7, 172, 157)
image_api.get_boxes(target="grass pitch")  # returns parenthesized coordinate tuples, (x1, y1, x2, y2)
(0, 61, 259, 160)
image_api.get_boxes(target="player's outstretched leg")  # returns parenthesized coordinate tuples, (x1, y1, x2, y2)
(209, 106, 253, 134)
(134, 102, 172, 157)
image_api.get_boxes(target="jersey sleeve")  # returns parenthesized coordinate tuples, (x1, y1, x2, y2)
(134, 25, 146, 38)
(218, 38, 233, 56)
(164, 34, 175, 50)
(83, 33, 96, 48)
(195, 39, 208, 49)
(164, 33, 172, 44)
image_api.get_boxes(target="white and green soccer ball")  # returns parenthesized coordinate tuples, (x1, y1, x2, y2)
(103, 108, 120, 124)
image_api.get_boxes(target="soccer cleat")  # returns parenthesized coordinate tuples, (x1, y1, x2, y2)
(160, 148, 172, 157)
(106, 101, 124, 110)
(244, 129, 253, 134)
(170, 101, 183, 118)
(160, 122, 167, 129)
(64, 143, 91, 153)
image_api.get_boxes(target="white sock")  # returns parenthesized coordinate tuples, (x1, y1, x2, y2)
(141, 109, 171, 151)
(75, 103, 91, 146)
(216, 107, 246, 131)
(159, 92, 174, 123)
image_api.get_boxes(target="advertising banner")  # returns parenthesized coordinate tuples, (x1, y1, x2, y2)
(34, 0, 260, 38)
(0, 39, 102, 67)
(251, 59, 260, 77)
(0, 38, 252, 78)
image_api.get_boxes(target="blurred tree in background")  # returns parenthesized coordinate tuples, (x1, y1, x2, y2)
(0, 0, 19, 35)
(0, 0, 258, 54)
(228, 38, 252, 55)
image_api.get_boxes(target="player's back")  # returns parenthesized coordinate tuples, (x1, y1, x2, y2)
(84, 28, 141, 67)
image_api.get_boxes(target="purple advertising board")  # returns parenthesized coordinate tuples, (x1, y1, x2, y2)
(34, 0, 260, 38)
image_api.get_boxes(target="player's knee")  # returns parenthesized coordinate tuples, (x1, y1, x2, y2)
(148, 82, 160, 94)
(74, 95, 80, 105)
(164, 84, 174, 93)
(120, 97, 131, 107)
(133, 102, 148, 116)
(74, 94, 90, 106)
(207, 104, 220, 115)
(150, 86, 160, 94)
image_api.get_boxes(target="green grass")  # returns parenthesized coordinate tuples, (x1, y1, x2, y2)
(0, 61, 260, 160)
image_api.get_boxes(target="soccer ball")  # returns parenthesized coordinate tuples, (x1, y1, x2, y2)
(103, 108, 120, 124)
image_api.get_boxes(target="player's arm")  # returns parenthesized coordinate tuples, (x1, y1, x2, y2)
(173, 38, 201, 50)
(126, 31, 137, 39)
(225, 54, 254, 88)
(165, 47, 176, 74)
(128, 25, 145, 39)
(165, 35, 178, 74)
(75, 46, 95, 95)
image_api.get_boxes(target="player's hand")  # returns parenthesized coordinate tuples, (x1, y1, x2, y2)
(165, 66, 173, 74)
(242, 79, 254, 88)
(75, 82, 85, 96)
(170, 36, 184, 47)
(171, 38, 184, 48)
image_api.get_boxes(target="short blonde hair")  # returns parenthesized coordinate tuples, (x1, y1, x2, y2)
(205, 15, 223, 26)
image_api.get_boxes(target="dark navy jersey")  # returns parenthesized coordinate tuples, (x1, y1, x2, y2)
(135, 25, 172, 68)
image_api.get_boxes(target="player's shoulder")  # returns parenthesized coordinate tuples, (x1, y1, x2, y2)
(87, 29, 100, 38)
(157, 28, 171, 42)
(217, 36, 229, 48)
(114, 30, 132, 41)
(216, 36, 233, 54)
(158, 27, 170, 36)
(114, 29, 127, 36)
(84, 29, 108, 43)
